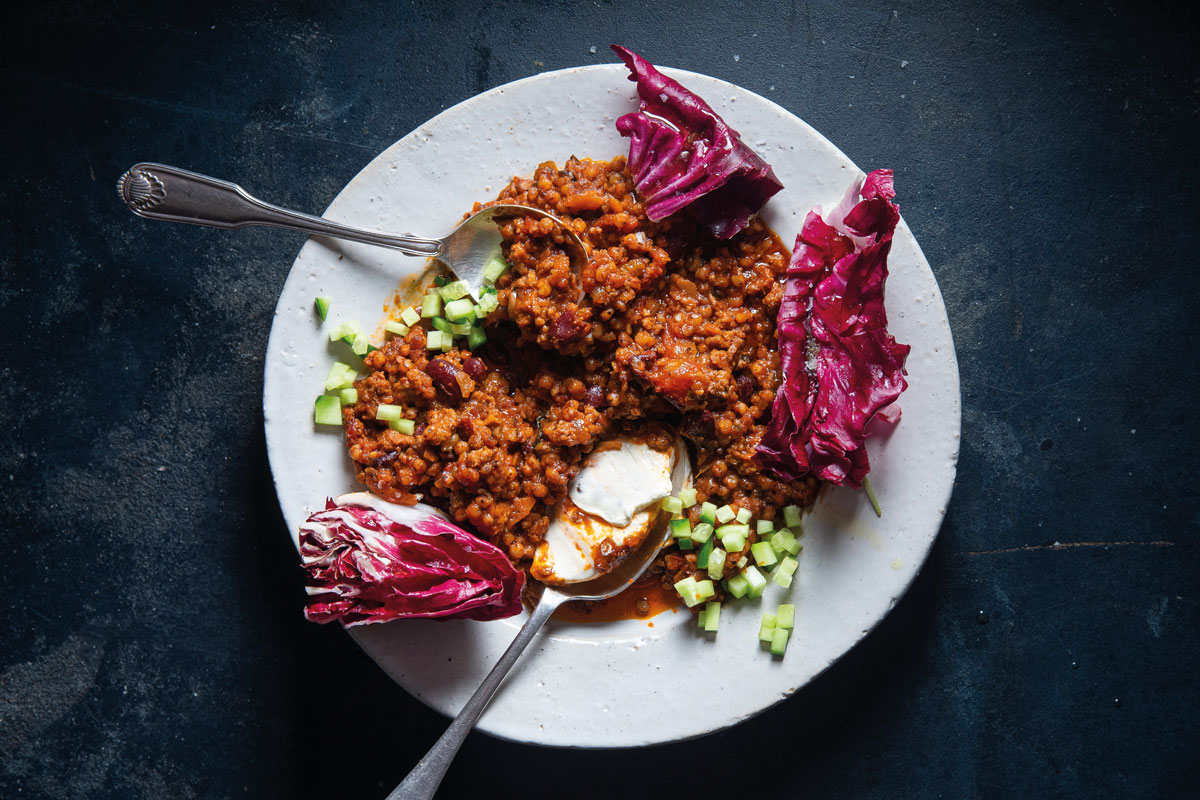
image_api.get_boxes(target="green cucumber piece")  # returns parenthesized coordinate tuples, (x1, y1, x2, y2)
(756, 519, 774, 535)
(467, 326, 487, 349)
(338, 387, 358, 405)
(715, 504, 736, 524)
(703, 601, 720, 633)
(696, 537, 713, 565)
(314, 296, 330, 320)
(439, 280, 471, 301)
(400, 307, 421, 326)
(677, 537, 694, 551)
(313, 395, 342, 425)
(783, 504, 803, 530)
(431, 316, 451, 333)
(751, 541, 778, 568)
(699, 502, 717, 526)
(449, 321, 471, 336)
(707, 546, 726, 580)
(389, 418, 415, 435)
(351, 332, 370, 356)
(444, 297, 475, 321)
(678, 487, 698, 508)
(742, 566, 767, 598)
(735, 507, 752, 524)
(769, 530, 797, 555)
(661, 496, 684, 514)
(420, 293, 442, 318)
(727, 572, 750, 598)
(425, 331, 449, 350)
(375, 404, 403, 422)
(482, 254, 509, 283)
(476, 292, 500, 315)
(323, 362, 357, 391)
(694, 579, 715, 601)
(770, 627, 790, 656)
(385, 320, 409, 336)
(674, 576, 702, 607)
(776, 604, 795, 629)
(669, 518, 692, 540)
(690, 522, 714, 543)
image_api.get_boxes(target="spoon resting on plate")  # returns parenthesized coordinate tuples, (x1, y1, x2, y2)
(116, 162, 587, 301)
(388, 433, 691, 800)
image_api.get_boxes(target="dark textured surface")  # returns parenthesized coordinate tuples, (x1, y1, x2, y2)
(1, 1, 1198, 797)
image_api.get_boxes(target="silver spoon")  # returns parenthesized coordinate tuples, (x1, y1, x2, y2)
(386, 522, 671, 800)
(116, 162, 587, 300)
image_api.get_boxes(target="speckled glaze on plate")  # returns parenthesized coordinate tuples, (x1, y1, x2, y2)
(262, 64, 960, 748)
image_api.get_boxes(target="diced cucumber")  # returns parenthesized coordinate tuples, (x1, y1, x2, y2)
(735, 507, 752, 524)
(759, 613, 777, 642)
(736, 556, 748, 568)
(777, 556, 799, 577)
(328, 319, 361, 343)
(751, 541, 778, 568)
(715, 504, 736, 524)
(742, 566, 767, 598)
(661, 496, 684, 514)
(699, 502, 718, 526)
(482, 254, 509, 283)
(389, 418, 415, 435)
(400, 307, 421, 326)
(773, 571, 793, 589)
(375, 404, 403, 422)
(338, 387, 358, 405)
(476, 292, 500, 315)
(323, 362, 357, 391)
(720, 531, 746, 554)
(449, 321, 471, 336)
(674, 576, 702, 607)
(444, 298, 475, 321)
(431, 316, 452, 333)
(697, 538, 713, 569)
(727, 572, 750, 598)
(669, 518, 692, 540)
(697, 605, 708, 629)
(351, 332, 370, 356)
(776, 604, 795, 629)
(678, 487, 698, 508)
(783, 504, 803, 530)
(694, 579, 715, 601)
(313, 395, 342, 425)
(425, 331, 449, 350)
(770, 529, 797, 555)
(467, 326, 487, 349)
(756, 519, 774, 535)
(689, 522, 713, 544)
(433, 275, 448, 287)
(439, 280, 471, 301)
(421, 293, 442, 318)
(770, 627, 790, 656)
(707, 547, 726, 580)
(314, 296, 330, 320)
(677, 537, 694, 551)
(385, 320, 409, 336)
(703, 601, 720, 633)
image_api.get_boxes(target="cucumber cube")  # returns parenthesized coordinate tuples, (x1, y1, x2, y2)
(385, 320, 409, 336)
(715, 504, 736, 524)
(770, 530, 797, 555)
(313, 395, 342, 425)
(323, 362, 357, 391)
(758, 613, 777, 642)
(697, 605, 708, 629)
(678, 487, 698, 508)
(439, 280, 471, 301)
(777, 556, 799, 577)
(669, 518, 692, 540)
(351, 332, 370, 356)
(707, 547, 726, 580)
(677, 537, 694, 551)
(431, 317, 452, 333)
(449, 321, 471, 336)
(467, 326, 487, 349)
(770, 627, 790, 656)
(756, 519, 775, 535)
(389, 418, 415, 435)
(661, 496, 683, 514)
(694, 579, 715, 601)
(742, 566, 767, 598)
(776, 604, 795, 629)
(421, 293, 442, 318)
(425, 331, 449, 350)
(699, 502, 718, 525)
(703, 602, 720, 632)
(696, 538, 713, 568)
(314, 296, 330, 320)
(773, 571, 793, 589)
(482, 254, 509, 283)
(690, 522, 713, 544)
(476, 292, 500, 315)
(444, 298, 474, 321)
(338, 387, 358, 405)
(674, 576, 702, 607)
(783, 504, 803, 530)
(735, 507, 752, 524)
(400, 307, 421, 326)
(751, 540, 778, 568)
(375, 404, 404, 422)
(727, 573, 750, 599)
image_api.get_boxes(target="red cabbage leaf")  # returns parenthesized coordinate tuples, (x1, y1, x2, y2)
(756, 170, 910, 488)
(612, 45, 783, 239)
(300, 492, 524, 626)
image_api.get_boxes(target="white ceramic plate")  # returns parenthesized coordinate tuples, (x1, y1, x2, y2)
(263, 64, 960, 747)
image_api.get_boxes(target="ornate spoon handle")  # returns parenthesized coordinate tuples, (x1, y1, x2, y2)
(117, 162, 441, 256)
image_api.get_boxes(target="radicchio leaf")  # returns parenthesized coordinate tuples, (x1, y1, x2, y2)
(299, 492, 524, 626)
(756, 170, 910, 488)
(611, 45, 783, 239)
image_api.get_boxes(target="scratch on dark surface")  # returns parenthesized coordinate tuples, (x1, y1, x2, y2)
(978, 366, 1100, 413)
(957, 540, 1175, 557)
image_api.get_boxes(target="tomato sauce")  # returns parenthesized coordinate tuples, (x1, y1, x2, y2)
(553, 574, 681, 624)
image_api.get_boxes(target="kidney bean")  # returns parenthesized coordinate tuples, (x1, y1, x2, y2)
(463, 357, 487, 380)
(425, 357, 465, 402)
(549, 308, 586, 341)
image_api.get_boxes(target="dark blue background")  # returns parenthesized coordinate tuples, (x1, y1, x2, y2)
(1, 1, 1197, 797)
